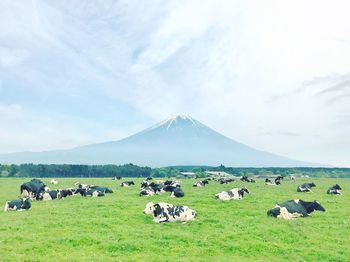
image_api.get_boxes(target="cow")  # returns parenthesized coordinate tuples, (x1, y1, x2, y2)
(218, 178, 235, 184)
(4, 198, 31, 212)
(50, 179, 58, 185)
(297, 182, 316, 192)
(74, 182, 93, 190)
(120, 181, 135, 187)
(162, 185, 179, 192)
(240, 176, 255, 183)
(170, 187, 185, 198)
(139, 187, 156, 197)
(267, 199, 325, 219)
(164, 180, 180, 187)
(327, 184, 342, 195)
(20, 179, 49, 200)
(143, 202, 196, 223)
(39, 190, 62, 201)
(290, 175, 296, 182)
(141, 181, 151, 188)
(215, 187, 250, 201)
(78, 189, 105, 197)
(274, 176, 283, 185)
(89, 186, 113, 193)
(60, 188, 77, 198)
(146, 177, 153, 181)
(193, 180, 209, 187)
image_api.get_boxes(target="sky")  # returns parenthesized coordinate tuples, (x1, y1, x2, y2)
(0, 0, 349, 167)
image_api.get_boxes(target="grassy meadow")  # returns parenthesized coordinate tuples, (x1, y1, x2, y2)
(0, 177, 349, 261)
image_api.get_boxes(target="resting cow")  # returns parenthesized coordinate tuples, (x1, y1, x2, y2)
(240, 176, 255, 183)
(170, 187, 185, 198)
(267, 199, 325, 219)
(218, 178, 235, 184)
(215, 187, 250, 201)
(120, 181, 135, 187)
(297, 182, 316, 192)
(143, 202, 196, 223)
(40, 190, 62, 201)
(89, 186, 113, 193)
(193, 180, 209, 187)
(139, 187, 156, 197)
(327, 184, 342, 195)
(4, 198, 31, 212)
(77, 189, 105, 197)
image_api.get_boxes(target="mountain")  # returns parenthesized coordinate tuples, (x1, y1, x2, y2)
(0, 115, 319, 167)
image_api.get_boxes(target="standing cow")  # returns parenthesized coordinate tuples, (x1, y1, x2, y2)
(20, 179, 49, 200)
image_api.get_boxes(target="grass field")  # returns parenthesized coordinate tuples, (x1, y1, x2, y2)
(0, 177, 349, 261)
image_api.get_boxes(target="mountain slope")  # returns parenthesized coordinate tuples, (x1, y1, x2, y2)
(0, 115, 319, 167)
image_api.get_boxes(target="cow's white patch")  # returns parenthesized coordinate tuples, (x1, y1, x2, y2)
(21, 189, 29, 198)
(43, 192, 52, 201)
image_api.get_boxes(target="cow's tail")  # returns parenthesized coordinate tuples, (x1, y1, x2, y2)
(4, 202, 9, 212)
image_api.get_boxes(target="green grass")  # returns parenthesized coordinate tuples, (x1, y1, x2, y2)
(0, 177, 350, 261)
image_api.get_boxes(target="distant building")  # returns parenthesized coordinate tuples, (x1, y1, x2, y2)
(178, 172, 196, 178)
(205, 171, 233, 178)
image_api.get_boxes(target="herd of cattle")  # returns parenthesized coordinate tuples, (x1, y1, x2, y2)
(3, 176, 343, 223)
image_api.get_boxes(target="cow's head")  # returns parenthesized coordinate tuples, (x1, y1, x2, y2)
(313, 201, 326, 212)
(333, 184, 342, 190)
(309, 182, 316, 187)
(239, 187, 250, 197)
(143, 202, 155, 214)
(21, 197, 31, 209)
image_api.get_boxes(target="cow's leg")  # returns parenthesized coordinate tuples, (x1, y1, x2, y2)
(4, 202, 9, 212)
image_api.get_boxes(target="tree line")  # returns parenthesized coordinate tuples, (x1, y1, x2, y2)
(0, 163, 349, 178)
(0, 163, 152, 178)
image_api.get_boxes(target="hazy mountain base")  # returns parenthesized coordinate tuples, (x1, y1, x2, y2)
(1, 177, 349, 261)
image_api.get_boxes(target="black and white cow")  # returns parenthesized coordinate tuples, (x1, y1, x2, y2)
(146, 177, 153, 181)
(78, 188, 105, 197)
(274, 176, 284, 185)
(267, 199, 325, 219)
(74, 182, 93, 190)
(215, 187, 250, 200)
(327, 184, 342, 195)
(143, 202, 196, 223)
(265, 178, 276, 186)
(60, 188, 77, 198)
(297, 182, 316, 192)
(120, 181, 135, 187)
(193, 180, 209, 187)
(40, 190, 62, 201)
(240, 176, 255, 183)
(164, 180, 180, 187)
(20, 179, 49, 200)
(139, 187, 156, 197)
(170, 187, 185, 198)
(89, 186, 113, 193)
(218, 178, 235, 184)
(4, 198, 31, 212)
